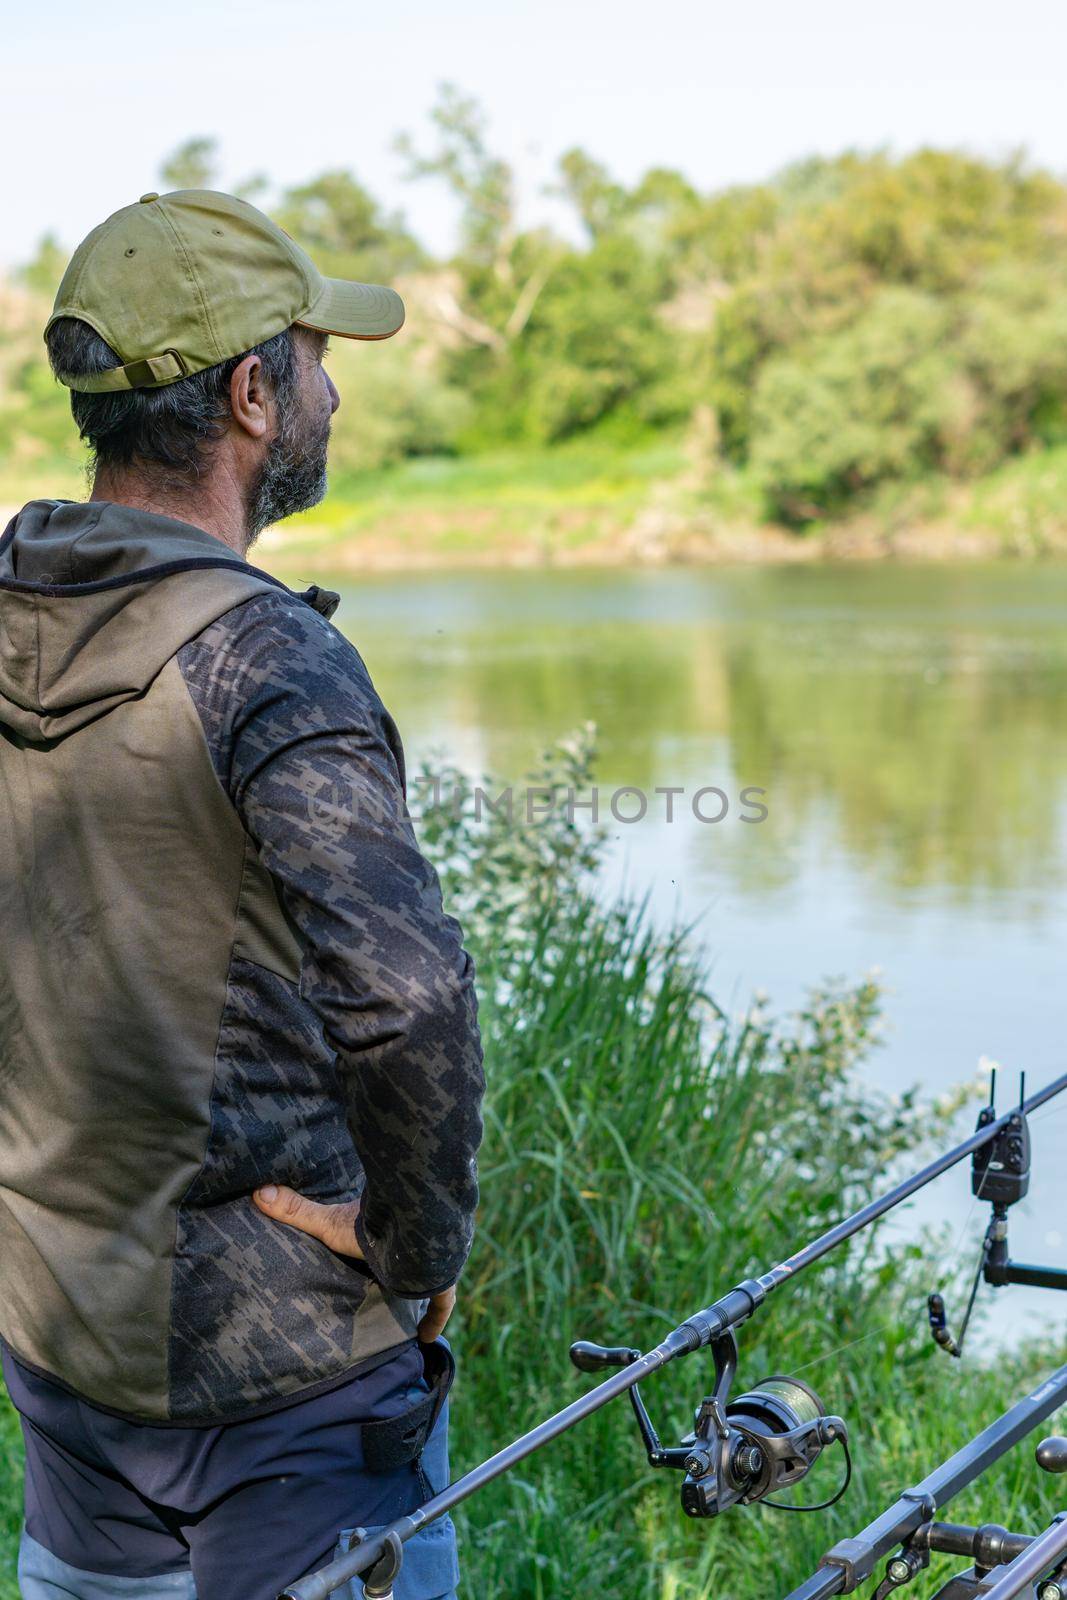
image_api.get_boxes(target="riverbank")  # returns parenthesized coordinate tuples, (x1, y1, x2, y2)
(8, 434, 1067, 576)
(252, 436, 1067, 577)
(260, 497, 1011, 577)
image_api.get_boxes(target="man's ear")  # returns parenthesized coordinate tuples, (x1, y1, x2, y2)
(229, 352, 271, 440)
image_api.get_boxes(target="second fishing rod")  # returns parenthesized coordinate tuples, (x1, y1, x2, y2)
(279, 1068, 1067, 1600)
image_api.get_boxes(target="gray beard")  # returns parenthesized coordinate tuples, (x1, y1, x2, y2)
(244, 408, 331, 544)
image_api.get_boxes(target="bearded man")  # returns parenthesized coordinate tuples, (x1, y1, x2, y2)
(0, 189, 484, 1600)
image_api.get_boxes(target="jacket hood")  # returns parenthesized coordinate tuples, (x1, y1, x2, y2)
(0, 499, 334, 741)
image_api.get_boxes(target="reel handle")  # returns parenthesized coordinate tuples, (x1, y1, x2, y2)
(569, 1341, 641, 1372)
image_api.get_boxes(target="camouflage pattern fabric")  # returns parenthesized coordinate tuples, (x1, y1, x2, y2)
(174, 591, 485, 1414)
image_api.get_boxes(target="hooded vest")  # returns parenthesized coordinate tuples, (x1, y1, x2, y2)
(0, 498, 483, 1423)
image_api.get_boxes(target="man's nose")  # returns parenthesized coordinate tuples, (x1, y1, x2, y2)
(325, 372, 341, 414)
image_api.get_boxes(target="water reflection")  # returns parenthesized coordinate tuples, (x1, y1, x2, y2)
(303, 560, 1067, 1345)
(327, 563, 1067, 905)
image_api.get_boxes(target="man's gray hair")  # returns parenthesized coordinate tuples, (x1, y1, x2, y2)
(44, 318, 298, 484)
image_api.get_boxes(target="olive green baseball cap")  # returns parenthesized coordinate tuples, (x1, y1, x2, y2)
(46, 188, 406, 393)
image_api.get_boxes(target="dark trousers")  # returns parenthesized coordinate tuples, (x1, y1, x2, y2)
(3, 1340, 458, 1600)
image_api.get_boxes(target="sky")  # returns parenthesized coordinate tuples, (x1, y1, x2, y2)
(4, 0, 1067, 270)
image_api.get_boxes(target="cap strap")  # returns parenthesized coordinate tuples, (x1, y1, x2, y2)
(62, 350, 188, 393)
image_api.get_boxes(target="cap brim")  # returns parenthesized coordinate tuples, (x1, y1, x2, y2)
(296, 277, 405, 341)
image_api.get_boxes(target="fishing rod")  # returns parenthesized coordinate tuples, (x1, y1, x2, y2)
(279, 1069, 1067, 1600)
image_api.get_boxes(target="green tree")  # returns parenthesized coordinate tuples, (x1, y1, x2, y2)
(707, 148, 1067, 508)
(274, 171, 424, 282)
(554, 147, 629, 242)
(15, 234, 67, 299)
(749, 288, 957, 521)
(395, 83, 561, 358)
(455, 231, 688, 445)
(396, 92, 700, 444)
(956, 261, 1067, 461)
(160, 136, 220, 191)
(395, 82, 516, 276)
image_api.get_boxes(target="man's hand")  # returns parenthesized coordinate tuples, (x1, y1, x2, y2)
(253, 1184, 457, 1341)
(417, 1286, 456, 1343)
(253, 1184, 365, 1258)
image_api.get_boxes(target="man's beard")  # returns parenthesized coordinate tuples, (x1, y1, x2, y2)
(244, 398, 331, 544)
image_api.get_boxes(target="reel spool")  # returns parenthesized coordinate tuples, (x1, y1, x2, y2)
(680, 1372, 850, 1517)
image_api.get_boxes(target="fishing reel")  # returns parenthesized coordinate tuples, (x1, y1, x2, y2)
(569, 1326, 851, 1519)
(928, 1071, 1067, 1360)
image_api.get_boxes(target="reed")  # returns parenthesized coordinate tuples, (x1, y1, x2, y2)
(421, 733, 1066, 1599)
(0, 734, 1060, 1598)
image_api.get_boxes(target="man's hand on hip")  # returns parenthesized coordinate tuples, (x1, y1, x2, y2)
(417, 1285, 456, 1342)
(253, 1185, 457, 1341)
(253, 1184, 365, 1257)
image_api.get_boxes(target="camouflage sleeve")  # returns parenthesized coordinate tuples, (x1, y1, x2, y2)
(178, 589, 484, 1298)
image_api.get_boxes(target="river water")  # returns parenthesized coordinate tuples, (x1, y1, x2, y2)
(322, 560, 1067, 1350)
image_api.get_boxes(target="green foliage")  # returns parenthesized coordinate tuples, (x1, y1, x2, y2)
(9, 109, 1067, 524)
(745, 259, 1067, 524)
(962, 442, 1067, 553)
(708, 149, 1067, 518)
(750, 288, 958, 521)
(273, 172, 425, 283)
(413, 725, 607, 964)
(14, 233, 66, 300)
(555, 148, 630, 242)
(322, 333, 472, 473)
(0, 1379, 22, 1600)
(406, 732, 1058, 1599)
(453, 234, 689, 447)
(395, 88, 701, 447)
(395, 83, 516, 271)
(161, 135, 219, 191)
(0, 277, 85, 490)
(956, 262, 1067, 456)
(0, 733, 1060, 1594)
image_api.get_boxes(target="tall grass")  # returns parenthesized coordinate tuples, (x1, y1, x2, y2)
(0, 734, 1062, 1598)
(0, 1394, 20, 1600)
(418, 732, 1067, 1599)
